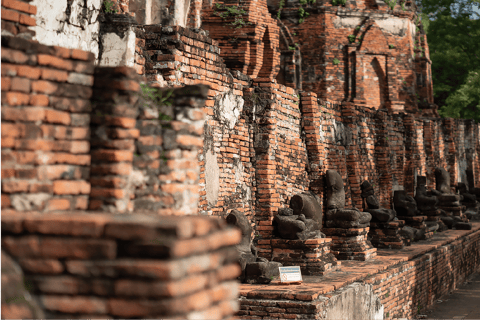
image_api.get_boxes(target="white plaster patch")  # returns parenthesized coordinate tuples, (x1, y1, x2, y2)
(333, 17, 363, 29)
(11, 193, 51, 211)
(99, 30, 136, 67)
(216, 91, 244, 130)
(376, 18, 416, 37)
(333, 16, 415, 38)
(324, 283, 384, 320)
(205, 149, 220, 206)
(32, 0, 100, 59)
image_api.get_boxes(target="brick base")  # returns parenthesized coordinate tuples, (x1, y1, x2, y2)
(271, 238, 340, 275)
(369, 220, 407, 249)
(323, 227, 377, 261)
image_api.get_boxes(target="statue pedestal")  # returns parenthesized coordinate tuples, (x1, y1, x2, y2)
(369, 220, 407, 249)
(322, 227, 377, 261)
(397, 215, 434, 240)
(271, 238, 340, 275)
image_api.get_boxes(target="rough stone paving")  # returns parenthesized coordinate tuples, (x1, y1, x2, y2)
(1, 0, 480, 319)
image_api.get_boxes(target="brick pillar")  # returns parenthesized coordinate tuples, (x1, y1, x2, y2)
(1, 36, 95, 212)
(89, 66, 141, 213)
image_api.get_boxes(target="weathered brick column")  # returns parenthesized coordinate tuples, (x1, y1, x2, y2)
(1, 36, 95, 212)
(1, 211, 242, 319)
(88, 66, 141, 213)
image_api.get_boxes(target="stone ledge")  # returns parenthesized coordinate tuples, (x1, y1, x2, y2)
(240, 222, 480, 302)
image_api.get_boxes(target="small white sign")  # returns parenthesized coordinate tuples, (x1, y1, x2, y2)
(279, 266, 303, 283)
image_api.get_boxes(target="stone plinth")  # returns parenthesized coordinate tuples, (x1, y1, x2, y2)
(322, 228, 377, 261)
(271, 238, 340, 275)
(397, 215, 434, 240)
(369, 220, 407, 249)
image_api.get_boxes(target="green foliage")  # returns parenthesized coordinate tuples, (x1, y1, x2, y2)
(386, 312, 390, 318)
(389, 44, 395, 49)
(355, 26, 361, 31)
(214, 4, 251, 29)
(139, 83, 174, 122)
(384, 0, 397, 10)
(426, 11, 480, 117)
(332, 0, 346, 5)
(298, 7, 310, 23)
(439, 69, 480, 122)
(103, 0, 117, 13)
(333, 58, 340, 65)
(277, 0, 286, 18)
(348, 34, 356, 43)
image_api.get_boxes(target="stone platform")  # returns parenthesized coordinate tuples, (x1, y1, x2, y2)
(238, 222, 480, 320)
(323, 227, 377, 261)
(271, 238, 340, 275)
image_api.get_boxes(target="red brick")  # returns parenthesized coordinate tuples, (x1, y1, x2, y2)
(41, 296, 107, 314)
(74, 196, 88, 209)
(90, 188, 126, 199)
(53, 46, 71, 59)
(15, 167, 37, 179)
(71, 49, 95, 61)
(10, 77, 31, 93)
(29, 94, 49, 106)
(177, 134, 203, 147)
(1, 194, 11, 208)
(90, 163, 131, 175)
(1, 8, 20, 23)
(1, 77, 11, 91)
(70, 141, 90, 154)
(1, 304, 33, 319)
(2, 180, 30, 193)
(2, 136, 15, 148)
(2, 0, 37, 15)
(16, 65, 41, 79)
(18, 12, 35, 26)
(53, 180, 91, 195)
(1, 168, 15, 178)
(29, 182, 53, 193)
(1, 63, 17, 76)
(32, 80, 58, 94)
(46, 198, 71, 211)
(1, 107, 45, 121)
(37, 54, 73, 71)
(108, 128, 140, 139)
(18, 258, 65, 274)
(104, 116, 136, 128)
(41, 68, 68, 82)
(45, 109, 71, 125)
(1, 123, 24, 138)
(91, 150, 133, 162)
(4, 91, 30, 106)
(1, 47, 32, 64)
(110, 80, 141, 92)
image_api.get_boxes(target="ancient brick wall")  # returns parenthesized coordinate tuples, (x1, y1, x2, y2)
(1, 36, 95, 212)
(1, 211, 241, 319)
(274, 0, 429, 114)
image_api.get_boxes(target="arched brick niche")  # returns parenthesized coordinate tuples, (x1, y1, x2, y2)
(349, 21, 403, 112)
(276, 19, 302, 90)
(201, 0, 280, 81)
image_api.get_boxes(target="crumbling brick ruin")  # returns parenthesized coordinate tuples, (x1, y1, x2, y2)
(1, 0, 480, 318)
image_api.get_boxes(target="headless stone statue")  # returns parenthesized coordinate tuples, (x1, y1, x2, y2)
(226, 210, 282, 284)
(415, 176, 439, 212)
(325, 170, 371, 228)
(435, 167, 452, 194)
(434, 167, 472, 230)
(457, 182, 480, 221)
(360, 181, 396, 222)
(393, 190, 419, 216)
(274, 207, 325, 240)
